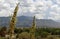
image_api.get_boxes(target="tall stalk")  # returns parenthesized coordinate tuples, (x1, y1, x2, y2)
(9, 3, 19, 39)
(30, 16, 36, 39)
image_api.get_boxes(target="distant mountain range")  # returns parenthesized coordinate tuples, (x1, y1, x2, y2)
(0, 16, 60, 28)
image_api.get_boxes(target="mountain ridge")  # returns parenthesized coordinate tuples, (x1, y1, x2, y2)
(0, 16, 60, 28)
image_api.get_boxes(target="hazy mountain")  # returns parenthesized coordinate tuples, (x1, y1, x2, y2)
(0, 16, 60, 28)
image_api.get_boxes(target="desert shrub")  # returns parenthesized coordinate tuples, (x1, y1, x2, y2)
(40, 32, 49, 38)
(14, 28, 23, 33)
(47, 35, 59, 39)
(47, 36, 54, 39)
(23, 28, 30, 33)
(0, 26, 7, 37)
(18, 32, 30, 39)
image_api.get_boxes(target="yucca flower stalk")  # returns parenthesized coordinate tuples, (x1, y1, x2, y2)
(9, 3, 19, 39)
(30, 16, 36, 39)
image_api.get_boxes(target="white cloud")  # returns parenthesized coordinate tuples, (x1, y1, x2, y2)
(0, 0, 5, 3)
(0, 10, 12, 17)
(0, 0, 18, 17)
(51, 4, 59, 12)
(35, 13, 46, 19)
(49, 12, 59, 16)
(56, 0, 60, 5)
(0, 0, 60, 20)
(48, 16, 60, 20)
(48, 12, 60, 20)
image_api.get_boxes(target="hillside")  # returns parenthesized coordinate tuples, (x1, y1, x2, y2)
(0, 16, 60, 28)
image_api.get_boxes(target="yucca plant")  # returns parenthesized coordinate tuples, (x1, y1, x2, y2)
(9, 3, 19, 39)
(30, 16, 36, 39)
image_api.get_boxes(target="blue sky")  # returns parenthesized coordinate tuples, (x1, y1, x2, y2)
(0, 0, 60, 21)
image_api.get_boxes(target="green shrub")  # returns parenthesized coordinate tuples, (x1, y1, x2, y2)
(40, 32, 49, 38)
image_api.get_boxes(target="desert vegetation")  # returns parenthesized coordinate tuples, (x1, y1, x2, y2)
(0, 27, 60, 39)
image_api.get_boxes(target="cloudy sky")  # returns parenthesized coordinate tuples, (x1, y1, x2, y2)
(0, 0, 60, 21)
